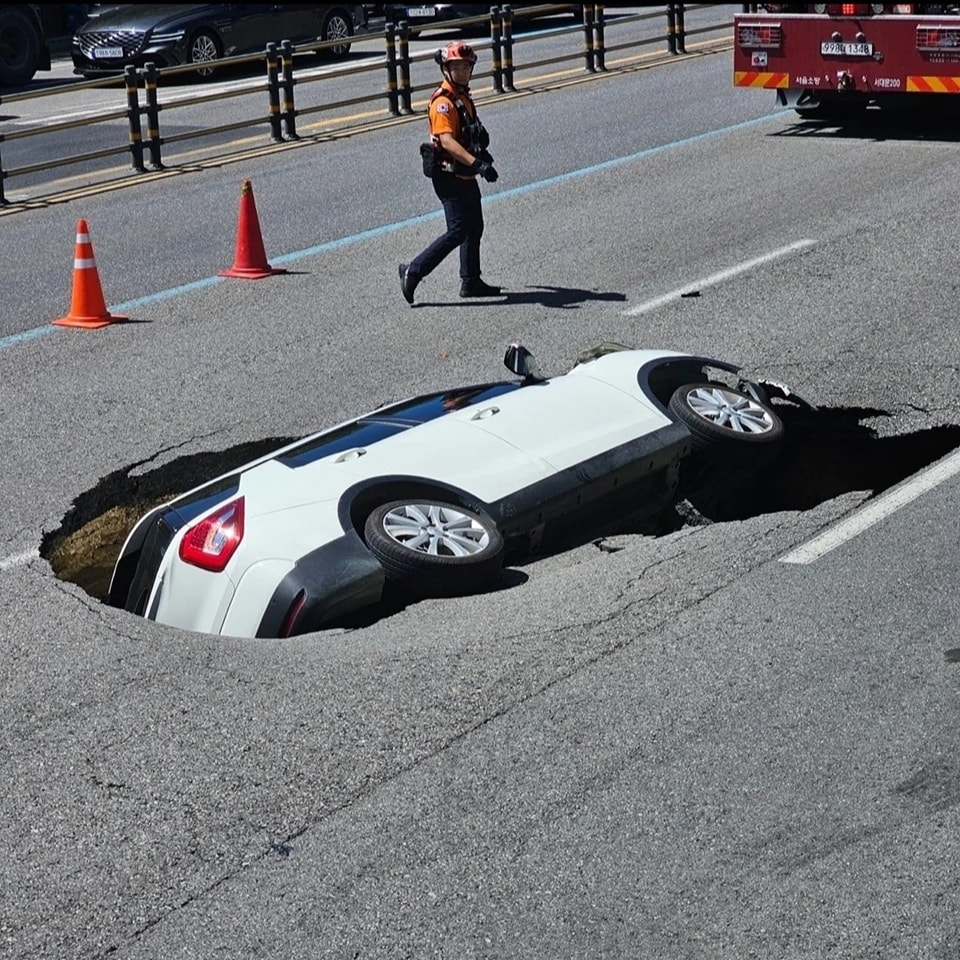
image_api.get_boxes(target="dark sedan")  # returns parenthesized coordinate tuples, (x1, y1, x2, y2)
(72, 3, 367, 78)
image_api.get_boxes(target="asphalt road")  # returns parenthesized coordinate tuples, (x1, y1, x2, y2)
(2, 13, 960, 960)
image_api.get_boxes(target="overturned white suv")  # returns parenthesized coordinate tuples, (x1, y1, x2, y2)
(109, 342, 799, 638)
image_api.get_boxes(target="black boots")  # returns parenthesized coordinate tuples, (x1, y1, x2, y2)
(399, 263, 419, 305)
(400, 265, 502, 303)
(459, 278, 502, 298)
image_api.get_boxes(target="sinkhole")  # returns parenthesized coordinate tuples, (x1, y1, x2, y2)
(39, 406, 960, 622)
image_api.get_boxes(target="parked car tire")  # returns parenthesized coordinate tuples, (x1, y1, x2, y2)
(364, 499, 504, 596)
(669, 383, 784, 455)
(320, 8, 354, 59)
(187, 28, 222, 78)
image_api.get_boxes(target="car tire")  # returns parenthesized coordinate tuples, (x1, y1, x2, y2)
(364, 499, 504, 596)
(319, 9, 353, 60)
(187, 28, 222, 79)
(0, 7, 40, 86)
(669, 382, 784, 457)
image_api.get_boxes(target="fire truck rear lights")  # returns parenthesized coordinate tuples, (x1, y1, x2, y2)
(813, 3, 894, 11)
(737, 23, 782, 49)
(917, 26, 960, 51)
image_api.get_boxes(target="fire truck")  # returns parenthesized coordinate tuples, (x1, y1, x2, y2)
(734, 4, 960, 118)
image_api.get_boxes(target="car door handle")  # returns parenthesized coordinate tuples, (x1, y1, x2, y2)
(335, 448, 366, 462)
(470, 406, 500, 420)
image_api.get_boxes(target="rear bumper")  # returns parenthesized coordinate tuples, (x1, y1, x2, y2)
(256, 530, 385, 638)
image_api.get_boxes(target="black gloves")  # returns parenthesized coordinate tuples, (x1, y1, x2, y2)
(472, 158, 499, 182)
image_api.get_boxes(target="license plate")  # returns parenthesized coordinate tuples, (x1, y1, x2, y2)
(820, 41, 873, 56)
(92, 46, 124, 59)
(407, 6, 435, 16)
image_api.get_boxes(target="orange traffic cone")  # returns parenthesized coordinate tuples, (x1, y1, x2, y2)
(53, 219, 128, 329)
(219, 179, 287, 279)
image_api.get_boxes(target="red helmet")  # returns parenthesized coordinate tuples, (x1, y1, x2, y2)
(437, 40, 477, 66)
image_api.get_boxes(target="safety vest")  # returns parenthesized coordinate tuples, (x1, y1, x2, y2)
(429, 86, 487, 157)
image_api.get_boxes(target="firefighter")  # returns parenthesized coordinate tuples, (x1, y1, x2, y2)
(399, 40, 501, 305)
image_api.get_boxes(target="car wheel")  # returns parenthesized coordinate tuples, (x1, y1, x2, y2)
(669, 382, 784, 456)
(364, 499, 504, 596)
(319, 9, 353, 60)
(187, 28, 222, 78)
(0, 7, 39, 86)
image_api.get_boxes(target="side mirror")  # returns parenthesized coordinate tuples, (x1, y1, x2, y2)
(503, 342, 542, 381)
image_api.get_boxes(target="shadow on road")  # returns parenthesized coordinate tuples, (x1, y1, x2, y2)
(417, 285, 627, 309)
(773, 107, 960, 144)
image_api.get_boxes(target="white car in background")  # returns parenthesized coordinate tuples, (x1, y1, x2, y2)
(109, 342, 798, 638)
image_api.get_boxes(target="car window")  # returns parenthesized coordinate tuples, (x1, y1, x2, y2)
(273, 383, 521, 468)
(366, 382, 520, 425)
(276, 420, 408, 469)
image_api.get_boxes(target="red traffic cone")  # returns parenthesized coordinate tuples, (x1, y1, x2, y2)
(53, 220, 128, 329)
(219, 179, 287, 279)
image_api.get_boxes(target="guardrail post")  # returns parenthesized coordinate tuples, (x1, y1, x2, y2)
(265, 42, 283, 142)
(490, 6, 503, 94)
(593, 4, 606, 72)
(502, 5, 515, 92)
(124, 64, 146, 172)
(280, 39, 299, 139)
(0, 149, 7, 205)
(397, 21, 413, 114)
(582, 3, 595, 74)
(666, 4, 678, 54)
(675, 4, 687, 54)
(385, 21, 400, 115)
(143, 62, 164, 170)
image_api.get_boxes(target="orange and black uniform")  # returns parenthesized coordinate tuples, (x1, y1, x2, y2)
(406, 79, 488, 284)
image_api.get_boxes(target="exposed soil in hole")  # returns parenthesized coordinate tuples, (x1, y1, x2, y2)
(42, 437, 295, 601)
(40, 408, 960, 611)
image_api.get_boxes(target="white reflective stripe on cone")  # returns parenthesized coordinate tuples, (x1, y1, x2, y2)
(74, 258, 96, 268)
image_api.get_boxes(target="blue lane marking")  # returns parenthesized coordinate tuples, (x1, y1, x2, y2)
(2, 113, 781, 353)
(0, 325, 55, 349)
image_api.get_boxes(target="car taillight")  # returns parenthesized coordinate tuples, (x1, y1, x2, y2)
(178, 497, 245, 572)
(737, 22, 782, 48)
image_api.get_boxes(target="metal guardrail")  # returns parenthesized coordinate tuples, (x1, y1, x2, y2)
(0, 3, 731, 205)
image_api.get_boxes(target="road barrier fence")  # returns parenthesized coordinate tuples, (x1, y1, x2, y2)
(0, 4, 733, 205)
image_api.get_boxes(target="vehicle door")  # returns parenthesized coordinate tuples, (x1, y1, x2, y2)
(275, 4, 330, 45)
(212, 5, 278, 56)
(462, 374, 667, 471)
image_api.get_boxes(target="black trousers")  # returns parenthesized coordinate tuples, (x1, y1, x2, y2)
(408, 174, 484, 282)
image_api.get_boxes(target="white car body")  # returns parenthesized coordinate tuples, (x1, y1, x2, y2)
(109, 345, 785, 638)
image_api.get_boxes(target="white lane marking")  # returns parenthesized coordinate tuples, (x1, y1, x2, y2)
(780, 447, 960, 565)
(0, 548, 39, 571)
(624, 240, 816, 316)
